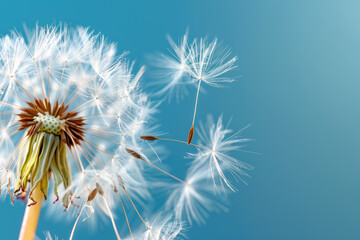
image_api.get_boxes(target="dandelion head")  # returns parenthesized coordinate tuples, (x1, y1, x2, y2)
(0, 25, 148, 210)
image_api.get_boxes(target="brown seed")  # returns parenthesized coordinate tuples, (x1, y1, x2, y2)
(125, 148, 143, 160)
(140, 136, 159, 141)
(87, 188, 97, 202)
(96, 183, 104, 196)
(187, 125, 194, 145)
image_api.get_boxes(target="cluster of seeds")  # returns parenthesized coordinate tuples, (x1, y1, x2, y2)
(34, 112, 65, 135)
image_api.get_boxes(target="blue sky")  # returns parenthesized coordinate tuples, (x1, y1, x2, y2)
(1, 0, 360, 239)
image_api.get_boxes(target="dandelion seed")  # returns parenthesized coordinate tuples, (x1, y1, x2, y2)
(186, 38, 237, 144)
(153, 31, 237, 144)
(149, 30, 194, 102)
(143, 116, 252, 222)
(189, 115, 254, 192)
(165, 168, 222, 225)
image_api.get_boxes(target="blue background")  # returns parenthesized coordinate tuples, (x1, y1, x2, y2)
(1, 0, 360, 239)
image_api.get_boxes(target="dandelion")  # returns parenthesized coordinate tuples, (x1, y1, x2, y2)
(0, 24, 251, 240)
(0, 25, 166, 239)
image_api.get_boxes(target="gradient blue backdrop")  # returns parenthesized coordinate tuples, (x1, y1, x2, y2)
(1, 0, 359, 239)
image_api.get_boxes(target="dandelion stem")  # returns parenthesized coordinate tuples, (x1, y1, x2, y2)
(19, 184, 44, 240)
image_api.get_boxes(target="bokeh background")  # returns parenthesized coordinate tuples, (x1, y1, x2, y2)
(1, 0, 360, 239)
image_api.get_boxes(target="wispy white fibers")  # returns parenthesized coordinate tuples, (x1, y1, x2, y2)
(0, 114, 17, 202)
(165, 169, 219, 225)
(160, 115, 252, 225)
(149, 30, 195, 101)
(189, 115, 254, 192)
(186, 38, 237, 87)
(127, 214, 185, 240)
(42, 231, 58, 240)
(151, 30, 237, 100)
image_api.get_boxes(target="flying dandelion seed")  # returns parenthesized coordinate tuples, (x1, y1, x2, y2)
(0, 24, 252, 240)
(186, 39, 237, 144)
(148, 30, 195, 102)
(141, 116, 252, 224)
(152, 32, 237, 145)
(188, 115, 254, 192)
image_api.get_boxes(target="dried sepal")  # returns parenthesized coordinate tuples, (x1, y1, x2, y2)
(15, 132, 71, 206)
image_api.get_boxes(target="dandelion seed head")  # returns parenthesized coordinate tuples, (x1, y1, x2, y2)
(0, 24, 152, 211)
